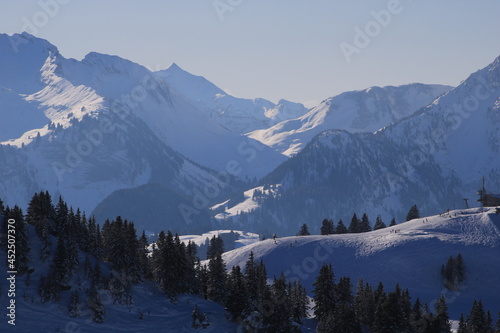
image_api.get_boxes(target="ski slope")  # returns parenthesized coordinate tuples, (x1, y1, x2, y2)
(222, 207, 500, 319)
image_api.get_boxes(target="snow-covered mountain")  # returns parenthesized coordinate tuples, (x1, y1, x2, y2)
(0, 33, 286, 179)
(0, 33, 293, 231)
(155, 64, 309, 134)
(249, 83, 453, 156)
(214, 54, 500, 235)
(222, 207, 500, 320)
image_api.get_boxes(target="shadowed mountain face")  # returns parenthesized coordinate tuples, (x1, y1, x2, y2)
(213, 55, 500, 236)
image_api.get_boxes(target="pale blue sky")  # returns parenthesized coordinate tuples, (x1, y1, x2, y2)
(1, 0, 499, 106)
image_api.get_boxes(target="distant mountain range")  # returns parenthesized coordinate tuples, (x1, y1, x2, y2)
(1, 32, 498, 236)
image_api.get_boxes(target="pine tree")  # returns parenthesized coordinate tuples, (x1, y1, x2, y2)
(355, 279, 375, 328)
(54, 196, 68, 237)
(321, 218, 335, 235)
(456, 253, 465, 284)
(373, 291, 406, 333)
(329, 276, 361, 332)
(390, 218, 397, 226)
(434, 295, 451, 333)
(244, 252, 259, 309)
(374, 215, 387, 230)
(411, 298, 424, 333)
(487, 311, 495, 333)
(336, 219, 348, 234)
(467, 300, 487, 333)
(359, 213, 372, 233)
(207, 254, 227, 304)
(265, 273, 293, 332)
(297, 223, 310, 236)
(192, 305, 208, 328)
(68, 291, 81, 317)
(206, 235, 224, 260)
(226, 265, 248, 321)
(406, 204, 420, 221)
(136, 230, 150, 280)
(457, 313, 467, 333)
(289, 280, 309, 324)
(348, 213, 361, 233)
(312, 263, 336, 321)
(88, 288, 105, 323)
(496, 311, 500, 333)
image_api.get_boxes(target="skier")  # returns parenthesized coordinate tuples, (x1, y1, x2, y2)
(273, 234, 277, 244)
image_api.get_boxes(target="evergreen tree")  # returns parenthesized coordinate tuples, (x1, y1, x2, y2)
(297, 223, 310, 236)
(457, 313, 467, 333)
(137, 230, 151, 280)
(411, 298, 424, 333)
(390, 218, 397, 226)
(467, 300, 487, 333)
(355, 279, 375, 328)
(374, 215, 387, 230)
(88, 288, 105, 323)
(373, 291, 406, 333)
(336, 219, 348, 234)
(312, 263, 336, 321)
(289, 280, 309, 324)
(226, 265, 248, 321)
(206, 235, 224, 260)
(54, 196, 69, 237)
(52, 237, 70, 285)
(207, 254, 227, 304)
(348, 213, 361, 233)
(455, 253, 465, 284)
(406, 204, 420, 221)
(496, 311, 500, 333)
(487, 311, 495, 333)
(265, 273, 293, 332)
(359, 213, 372, 233)
(321, 218, 335, 235)
(434, 295, 451, 333)
(330, 276, 361, 332)
(192, 305, 209, 329)
(441, 254, 466, 290)
(68, 291, 81, 317)
(244, 252, 259, 309)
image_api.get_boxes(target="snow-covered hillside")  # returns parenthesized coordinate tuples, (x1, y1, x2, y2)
(249, 83, 452, 156)
(212, 185, 283, 221)
(222, 207, 500, 320)
(155, 64, 308, 134)
(179, 229, 259, 249)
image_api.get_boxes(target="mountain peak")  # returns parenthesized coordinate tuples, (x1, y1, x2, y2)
(167, 62, 183, 71)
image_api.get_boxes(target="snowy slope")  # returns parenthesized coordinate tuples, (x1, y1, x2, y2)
(155, 64, 309, 134)
(179, 230, 259, 249)
(212, 185, 283, 221)
(248, 83, 452, 156)
(222, 208, 500, 320)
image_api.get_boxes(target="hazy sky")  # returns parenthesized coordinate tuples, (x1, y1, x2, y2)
(2, 0, 499, 107)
